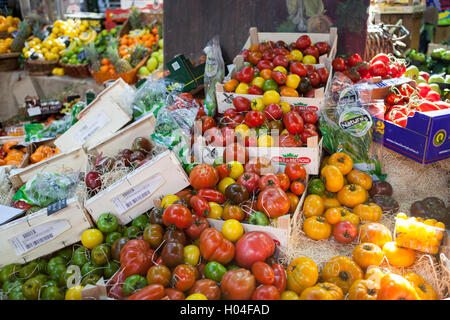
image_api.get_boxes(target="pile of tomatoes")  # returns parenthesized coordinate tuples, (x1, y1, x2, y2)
(381, 83, 450, 128)
(332, 53, 406, 83)
(223, 35, 331, 98)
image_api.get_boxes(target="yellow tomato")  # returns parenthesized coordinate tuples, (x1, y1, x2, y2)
(222, 219, 244, 242)
(286, 74, 301, 89)
(234, 124, 250, 139)
(281, 129, 289, 135)
(235, 82, 249, 94)
(161, 195, 181, 208)
(227, 161, 244, 180)
(65, 286, 84, 300)
(321, 165, 344, 193)
(303, 55, 317, 64)
(279, 101, 291, 114)
(262, 90, 280, 105)
(257, 135, 273, 147)
(290, 49, 303, 61)
(273, 66, 288, 75)
(218, 177, 236, 194)
(281, 290, 299, 300)
(208, 202, 223, 219)
(382, 242, 415, 267)
(183, 245, 200, 266)
(81, 229, 104, 249)
(303, 194, 325, 218)
(186, 293, 208, 300)
(251, 76, 265, 89)
(251, 98, 264, 111)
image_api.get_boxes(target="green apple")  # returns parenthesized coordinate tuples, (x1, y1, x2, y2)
(416, 76, 427, 84)
(146, 57, 158, 71)
(412, 52, 426, 62)
(441, 50, 450, 61)
(404, 65, 419, 80)
(156, 52, 163, 64)
(428, 74, 445, 83)
(431, 48, 446, 59)
(429, 83, 441, 94)
(158, 39, 163, 49)
(138, 66, 150, 76)
(151, 51, 159, 58)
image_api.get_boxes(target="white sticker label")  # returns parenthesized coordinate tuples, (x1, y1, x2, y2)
(72, 111, 110, 144)
(111, 174, 165, 214)
(27, 107, 41, 117)
(172, 61, 180, 71)
(9, 220, 71, 256)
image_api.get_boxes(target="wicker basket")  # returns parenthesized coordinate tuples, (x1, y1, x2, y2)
(24, 59, 59, 76)
(0, 52, 20, 71)
(364, 24, 410, 61)
(59, 60, 91, 78)
(90, 56, 149, 85)
(118, 12, 163, 38)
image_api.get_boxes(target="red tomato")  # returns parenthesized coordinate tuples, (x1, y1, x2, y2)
(233, 96, 251, 112)
(290, 61, 307, 77)
(290, 180, 305, 196)
(358, 61, 370, 77)
(296, 35, 311, 50)
(248, 51, 263, 65)
(189, 164, 219, 190)
(276, 173, 291, 192)
(200, 116, 216, 134)
(308, 72, 321, 88)
(221, 127, 237, 145)
(239, 49, 250, 62)
(273, 55, 289, 68)
(185, 215, 209, 240)
(237, 172, 260, 193)
(164, 288, 185, 300)
(244, 135, 258, 147)
(223, 142, 249, 163)
(417, 83, 431, 98)
(369, 61, 387, 77)
(216, 163, 231, 180)
(279, 134, 303, 147)
(332, 58, 346, 72)
(316, 67, 330, 84)
(252, 285, 280, 300)
(285, 162, 306, 181)
(333, 221, 358, 243)
(235, 231, 276, 269)
(303, 123, 317, 131)
(315, 42, 331, 56)
(259, 173, 281, 190)
(204, 127, 223, 147)
(221, 269, 256, 300)
(301, 128, 319, 144)
(127, 284, 165, 300)
(272, 70, 287, 85)
(371, 53, 390, 66)
(245, 110, 266, 128)
(189, 279, 221, 300)
(264, 103, 283, 120)
(272, 264, 287, 293)
(239, 65, 255, 83)
(120, 240, 154, 277)
(162, 204, 193, 230)
(348, 53, 363, 67)
(304, 46, 319, 60)
(244, 157, 275, 175)
(283, 111, 304, 134)
(248, 85, 264, 95)
(172, 264, 196, 292)
(425, 91, 440, 103)
(385, 93, 404, 106)
(262, 50, 275, 61)
(301, 110, 318, 124)
(252, 261, 275, 285)
(257, 187, 290, 218)
(199, 228, 235, 265)
(189, 195, 211, 217)
(273, 47, 289, 56)
(197, 188, 226, 204)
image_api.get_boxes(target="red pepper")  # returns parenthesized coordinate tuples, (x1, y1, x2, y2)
(127, 284, 165, 300)
(196, 188, 226, 204)
(120, 239, 154, 278)
(189, 195, 211, 217)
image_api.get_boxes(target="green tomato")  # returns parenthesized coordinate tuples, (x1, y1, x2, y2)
(0, 264, 20, 283)
(204, 261, 227, 283)
(110, 28, 117, 35)
(8, 285, 26, 300)
(116, 224, 127, 234)
(61, 268, 77, 287)
(307, 178, 326, 196)
(97, 213, 119, 233)
(58, 246, 74, 261)
(2, 278, 22, 293)
(185, 163, 199, 176)
(44, 280, 59, 287)
(47, 256, 67, 273)
(132, 215, 149, 231)
(91, 244, 111, 266)
(35, 274, 48, 284)
(71, 247, 90, 267)
(103, 261, 120, 279)
(81, 261, 103, 277)
(158, 39, 163, 49)
(412, 52, 426, 62)
(248, 211, 270, 226)
(18, 262, 39, 280)
(105, 232, 122, 245)
(40, 286, 64, 300)
(227, 265, 240, 271)
(124, 226, 140, 239)
(22, 276, 44, 300)
(36, 259, 48, 274)
(122, 275, 147, 296)
(262, 79, 278, 92)
(81, 274, 102, 286)
(48, 264, 66, 283)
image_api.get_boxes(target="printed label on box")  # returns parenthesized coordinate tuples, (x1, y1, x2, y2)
(73, 111, 111, 145)
(111, 174, 165, 214)
(172, 61, 180, 71)
(9, 220, 71, 256)
(27, 107, 41, 117)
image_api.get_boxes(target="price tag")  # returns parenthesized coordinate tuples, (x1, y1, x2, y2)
(111, 174, 164, 215)
(72, 111, 110, 145)
(9, 220, 70, 256)
(47, 199, 67, 216)
(27, 107, 41, 117)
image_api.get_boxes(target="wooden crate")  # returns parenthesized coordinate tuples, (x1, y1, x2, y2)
(0, 197, 93, 267)
(86, 114, 156, 157)
(194, 135, 323, 175)
(54, 79, 134, 153)
(84, 151, 190, 225)
(8, 147, 88, 189)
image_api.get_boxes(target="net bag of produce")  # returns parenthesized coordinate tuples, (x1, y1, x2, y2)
(203, 35, 225, 117)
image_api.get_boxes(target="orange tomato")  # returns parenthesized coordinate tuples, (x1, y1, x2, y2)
(352, 243, 384, 269)
(382, 242, 415, 267)
(377, 273, 420, 300)
(280, 87, 299, 97)
(224, 79, 239, 92)
(359, 222, 392, 249)
(260, 69, 272, 80)
(249, 45, 259, 52)
(403, 273, 438, 300)
(348, 279, 379, 300)
(316, 282, 344, 300)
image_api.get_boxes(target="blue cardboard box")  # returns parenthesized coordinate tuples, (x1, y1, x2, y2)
(372, 108, 450, 164)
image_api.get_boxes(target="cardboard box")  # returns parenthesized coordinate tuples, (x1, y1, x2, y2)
(372, 108, 450, 164)
(0, 197, 93, 267)
(54, 79, 134, 153)
(194, 135, 323, 175)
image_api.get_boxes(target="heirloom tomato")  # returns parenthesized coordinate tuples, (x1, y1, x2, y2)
(146, 265, 171, 287)
(199, 228, 235, 265)
(333, 221, 357, 243)
(237, 172, 260, 193)
(353, 203, 382, 222)
(352, 243, 384, 269)
(285, 162, 306, 181)
(403, 273, 438, 300)
(286, 257, 318, 295)
(337, 184, 368, 208)
(120, 240, 154, 277)
(235, 231, 275, 269)
(185, 215, 209, 240)
(321, 256, 363, 294)
(303, 216, 332, 240)
(359, 222, 392, 248)
(346, 169, 372, 190)
(302, 194, 325, 218)
(321, 165, 344, 193)
(221, 269, 256, 300)
(189, 279, 221, 300)
(127, 284, 165, 300)
(251, 261, 275, 285)
(252, 285, 280, 300)
(283, 111, 304, 134)
(258, 173, 281, 190)
(377, 273, 419, 300)
(328, 152, 353, 175)
(162, 204, 193, 229)
(189, 164, 219, 190)
(348, 279, 379, 300)
(257, 187, 290, 218)
(317, 282, 344, 300)
(299, 286, 333, 300)
(382, 242, 415, 268)
(172, 264, 196, 292)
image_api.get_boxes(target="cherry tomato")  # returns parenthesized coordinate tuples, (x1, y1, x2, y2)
(301, 110, 318, 124)
(290, 180, 306, 196)
(332, 58, 346, 72)
(283, 111, 304, 134)
(348, 54, 363, 67)
(244, 110, 265, 128)
(237, 172, 260, 193)
(296, 35, 311, 50)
